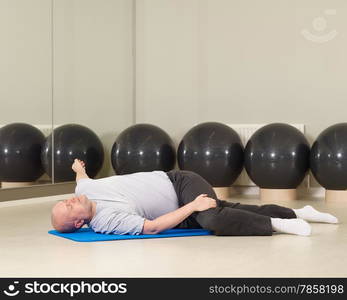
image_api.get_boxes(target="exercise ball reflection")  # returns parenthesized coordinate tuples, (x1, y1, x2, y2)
(41, 124, 104, 182)
(0, 123, 45, 182)
(111, 124, 176, 174)
(244, 123, 310, 189)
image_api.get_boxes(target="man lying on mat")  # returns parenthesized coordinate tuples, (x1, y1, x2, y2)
(51, 159, 338, 236)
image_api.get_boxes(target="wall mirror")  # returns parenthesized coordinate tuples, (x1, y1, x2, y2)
(0, 0, 134, 191)
(0, 0, 53, 189)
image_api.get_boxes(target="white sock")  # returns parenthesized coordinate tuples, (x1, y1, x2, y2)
(293, 205, 338, 224)
(271, 218, 311, 236)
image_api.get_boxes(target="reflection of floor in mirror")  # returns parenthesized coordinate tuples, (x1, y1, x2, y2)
(0, 179, 52, 188)
(0, 195, 346, 277)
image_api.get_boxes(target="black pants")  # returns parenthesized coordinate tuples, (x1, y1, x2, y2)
(166, 170, 296, 236)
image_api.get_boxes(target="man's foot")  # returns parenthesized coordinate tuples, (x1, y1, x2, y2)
(293, 205, 338, 224)
(271, 218, 311, 236)
(72, 159, 86, 174)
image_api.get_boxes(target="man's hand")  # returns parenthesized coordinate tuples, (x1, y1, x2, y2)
(72, 159, 90, 181)
(191, 194, 217, 212)
(72, 159, 86, 173)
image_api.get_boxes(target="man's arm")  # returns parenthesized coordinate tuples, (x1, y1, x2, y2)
(75, 171, 89, 182)
(142, 194, 217, 234)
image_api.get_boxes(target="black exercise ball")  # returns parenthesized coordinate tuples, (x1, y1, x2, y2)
(0, 123, 45, 182)
(310, 123, 347, 190)
(177, 122, 244, 187)
(41, 124, 104, 182)
(244, 123, 310, 189)
(111, 124, 176, 174)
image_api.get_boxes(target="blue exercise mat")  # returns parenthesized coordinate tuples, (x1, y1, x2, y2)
(48, 228, 212, 242)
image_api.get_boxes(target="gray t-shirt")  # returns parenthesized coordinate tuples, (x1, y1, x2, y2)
(75, 171, 179, 235)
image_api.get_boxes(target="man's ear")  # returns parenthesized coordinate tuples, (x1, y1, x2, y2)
(74, 219, 84, 229)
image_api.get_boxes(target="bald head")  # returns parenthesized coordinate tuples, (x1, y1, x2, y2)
(51, 204, 76, 233)
(51, 195, 95, 233)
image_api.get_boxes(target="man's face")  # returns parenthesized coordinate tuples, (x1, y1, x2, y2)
(52, 195, 92, 230)
(58, 195, 91, 219)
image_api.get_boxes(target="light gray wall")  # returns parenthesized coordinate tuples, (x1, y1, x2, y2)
(135, 0, 346, 146)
